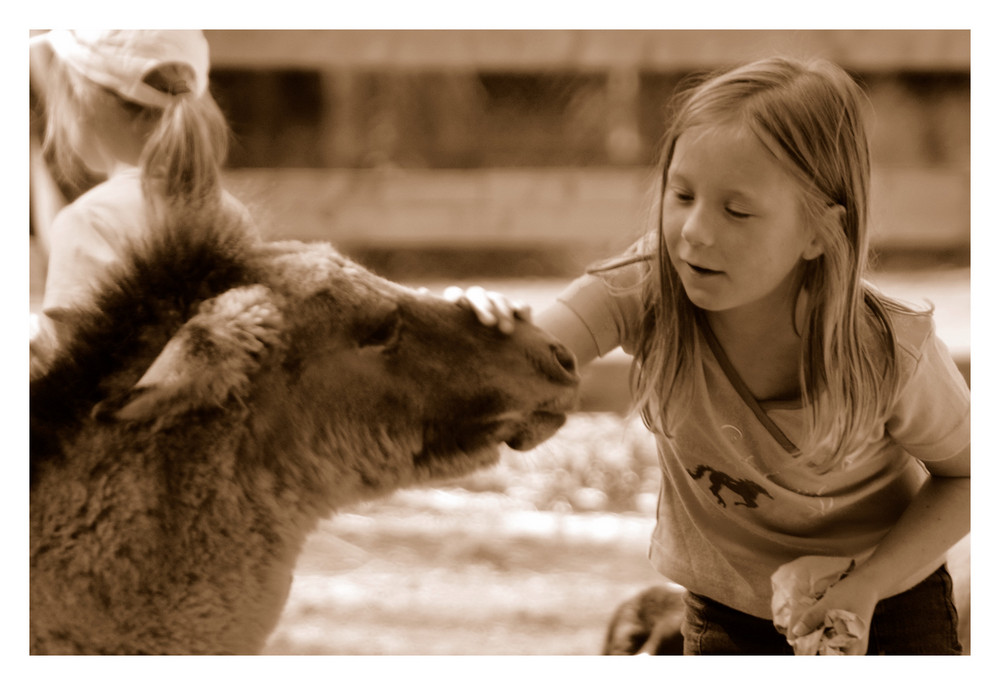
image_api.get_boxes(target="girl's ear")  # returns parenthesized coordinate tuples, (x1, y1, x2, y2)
(803, 235, 825, 261)
(804, 204, 845, 261)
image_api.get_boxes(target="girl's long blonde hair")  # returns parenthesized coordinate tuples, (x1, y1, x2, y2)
(615, 56, 915, 472)
(40, 54, 232, 223)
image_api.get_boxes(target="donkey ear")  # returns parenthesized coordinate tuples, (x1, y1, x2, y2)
(106, 285, 285, 422)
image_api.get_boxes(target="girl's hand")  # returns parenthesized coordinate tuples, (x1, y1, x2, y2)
(443, 286, 531, 335)
(790, 574, 879, 655)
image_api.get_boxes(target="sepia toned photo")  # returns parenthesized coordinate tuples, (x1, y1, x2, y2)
(27, 28, 971, 661)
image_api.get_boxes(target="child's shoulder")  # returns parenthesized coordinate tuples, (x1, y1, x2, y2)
(871, 299, 944, 387)
(69, 170, 144, 212)
(52, 170, 146, 242)
(884, 303, 936, 363)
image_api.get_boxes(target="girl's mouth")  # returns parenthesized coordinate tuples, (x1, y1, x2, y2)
(687, 262, 722, 276)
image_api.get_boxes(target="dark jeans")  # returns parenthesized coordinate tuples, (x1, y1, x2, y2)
(681, 566, 963, 655)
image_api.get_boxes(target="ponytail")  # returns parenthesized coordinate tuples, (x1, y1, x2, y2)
(139, 84, 230, 216)
(35, 30, 245, 239)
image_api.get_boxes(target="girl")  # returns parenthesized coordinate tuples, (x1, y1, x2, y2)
(448, 57, 970, 655)
(30, 30, 252, 347)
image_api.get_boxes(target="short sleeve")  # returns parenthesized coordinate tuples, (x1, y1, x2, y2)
(885, 314, 970, 463)
(553, 258, 649, 358)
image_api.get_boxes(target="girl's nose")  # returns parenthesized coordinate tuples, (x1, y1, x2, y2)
(680, 205, 714, 247)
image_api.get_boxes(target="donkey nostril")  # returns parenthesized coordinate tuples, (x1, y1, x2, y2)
(552, 343, 577, 376)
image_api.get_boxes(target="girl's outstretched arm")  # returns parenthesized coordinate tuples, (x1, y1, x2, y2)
(790, 445, 971, 654)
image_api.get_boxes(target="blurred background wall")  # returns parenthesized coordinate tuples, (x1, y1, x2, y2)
(205, 29, 970, 278)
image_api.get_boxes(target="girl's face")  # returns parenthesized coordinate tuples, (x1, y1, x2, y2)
(662, 123, 822, 324)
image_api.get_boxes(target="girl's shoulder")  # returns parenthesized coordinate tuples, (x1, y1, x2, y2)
(51, 170, 146, 245)
(869, 293, 950, 387)
(885, 304, 936, 363)
(876, 294, 969, 457)
(67, 169, 144, 214)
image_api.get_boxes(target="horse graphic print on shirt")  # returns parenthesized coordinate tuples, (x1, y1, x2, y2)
(687, 464, 774, 509)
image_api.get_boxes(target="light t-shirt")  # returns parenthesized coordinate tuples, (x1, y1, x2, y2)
(552, 258, 970, 619)
(37, 167, 251, 343)
(42, 168, 149, 314)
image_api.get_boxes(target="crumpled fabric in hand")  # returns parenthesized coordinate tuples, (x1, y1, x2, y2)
(771, 555, 867, 655)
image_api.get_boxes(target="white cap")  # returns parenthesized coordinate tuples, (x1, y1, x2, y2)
(35, 30, 210, 109)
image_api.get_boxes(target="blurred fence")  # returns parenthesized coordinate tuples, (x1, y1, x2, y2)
(205, 29, 971, 277)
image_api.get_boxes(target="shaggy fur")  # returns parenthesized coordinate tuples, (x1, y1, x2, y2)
(602, 584, 685, 655)
(30, 212, 579, 654)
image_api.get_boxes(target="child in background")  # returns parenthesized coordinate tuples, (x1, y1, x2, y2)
(29, 30, 252, 346)
(449, 56, 970, 655)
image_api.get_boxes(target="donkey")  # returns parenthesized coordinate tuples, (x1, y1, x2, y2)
(29, 210, 579, 654)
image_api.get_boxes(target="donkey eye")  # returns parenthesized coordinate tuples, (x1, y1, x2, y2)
(359, 309, 401, 348)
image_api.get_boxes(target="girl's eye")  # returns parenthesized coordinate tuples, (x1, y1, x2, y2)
(725, 207, 754, 219)
(668, 188, 693, 203)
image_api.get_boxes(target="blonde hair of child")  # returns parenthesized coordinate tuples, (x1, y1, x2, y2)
(41, 54, 232, 222)
(614, 56, 916, 472)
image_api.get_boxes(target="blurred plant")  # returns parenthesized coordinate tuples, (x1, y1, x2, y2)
(451, 413, 660, 514)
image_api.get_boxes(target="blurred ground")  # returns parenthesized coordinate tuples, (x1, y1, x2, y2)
(263, 489, 664, 655)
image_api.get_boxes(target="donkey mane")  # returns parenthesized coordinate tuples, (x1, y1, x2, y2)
(30, 211, 258, 472)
